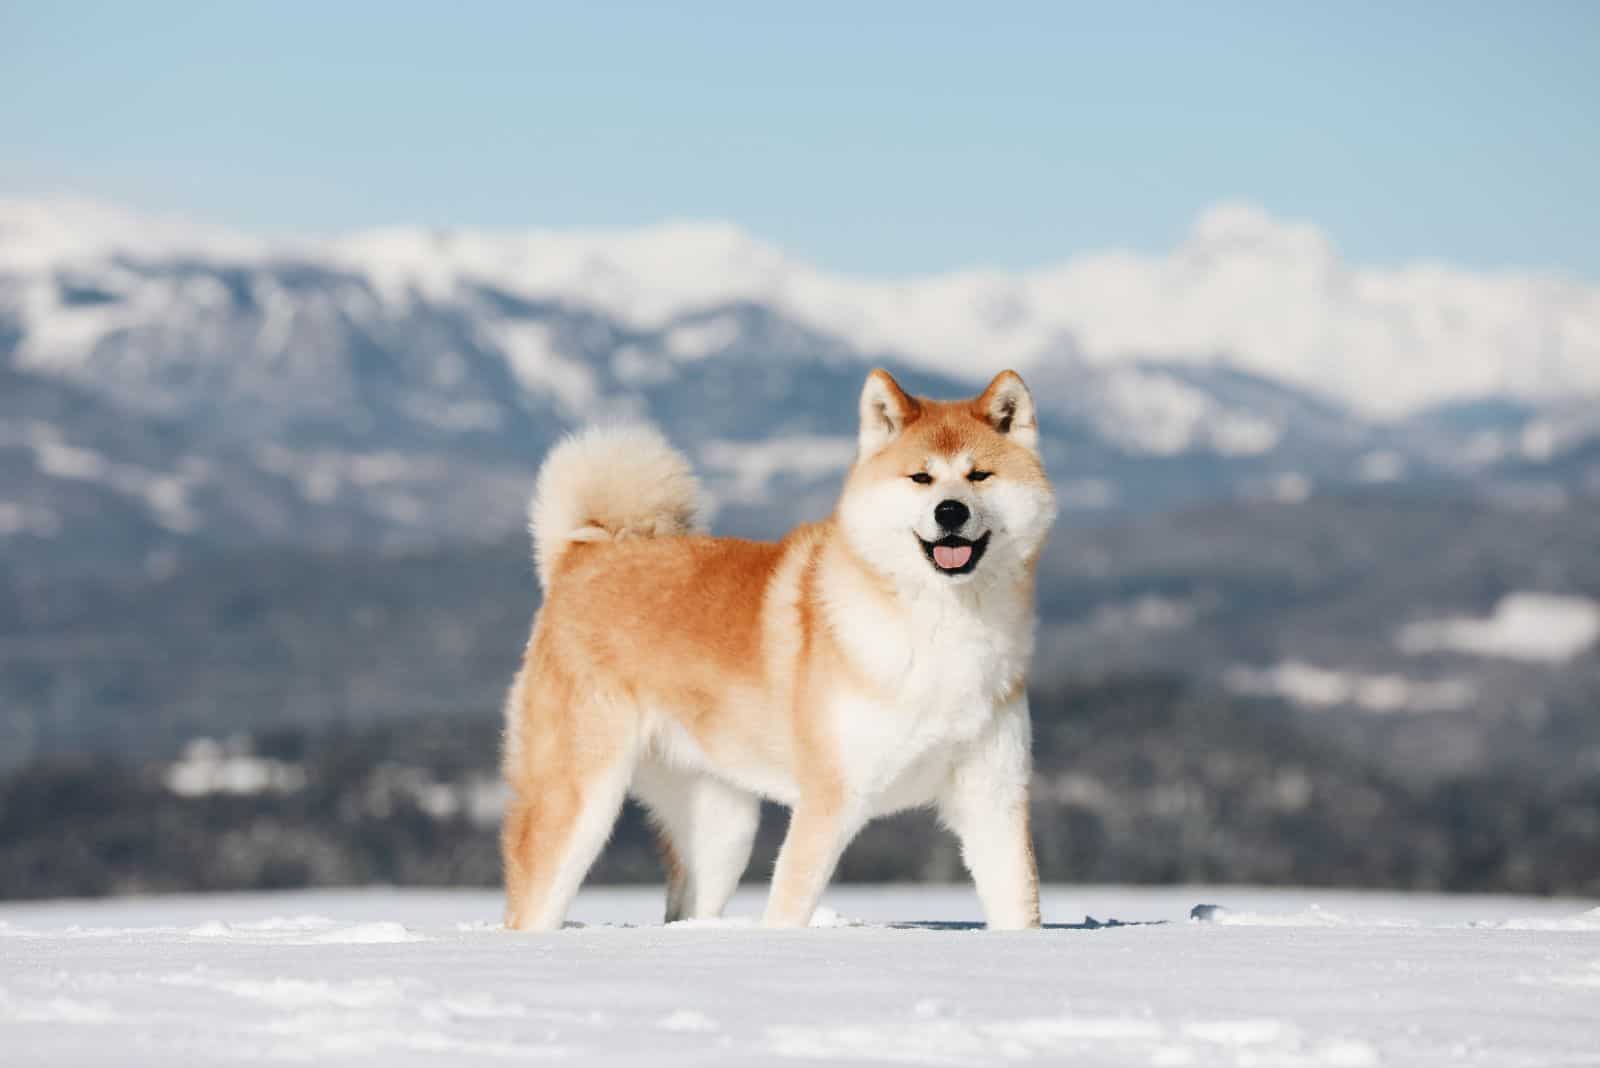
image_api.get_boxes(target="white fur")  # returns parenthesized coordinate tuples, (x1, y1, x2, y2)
(632, 762, 760, 922)
(527, 424, 705, 590)
(753, 640, 1038, 930)
(834, 568, 1033, 789)
(939, 694, 1038, 929)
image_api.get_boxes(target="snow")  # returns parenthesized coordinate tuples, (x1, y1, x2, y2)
(163, 739, 307, 798)
(1516, 405, 1600, 463)
(30, 437, 108, 480)
(475, 319, 599, 416)
(1223, 661, 1474, 714)
(5, 196, 1599, 417)
(251, 444, 451, 505)
(698, 435, 859, 504)
(1089, 596, 1199, 633)
(0, 501, 61, 538)
(1397, 592, 1600, 663)
(1254, 473, 1314, 504)
(1356, 450, 1407, 484)
(0, 196, 266, 274)
(1056, 478, 1116, 510)
(2, 885, 1597, 1066)
(1089, 369, 1283, 457)
(13, 421, 204, 533)
(664, 315, 742, 361)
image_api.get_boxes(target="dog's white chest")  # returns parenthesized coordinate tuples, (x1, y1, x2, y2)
(858, 586, 1027, 701)
(829, 592, 1030, 804)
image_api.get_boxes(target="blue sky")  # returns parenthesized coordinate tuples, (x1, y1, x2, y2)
(2, 1, 1597, 276)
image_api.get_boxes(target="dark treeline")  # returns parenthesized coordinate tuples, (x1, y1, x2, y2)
(3, 675, 1597, 901)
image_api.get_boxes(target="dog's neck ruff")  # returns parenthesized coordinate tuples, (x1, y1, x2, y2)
(819, 530, 1036, 687)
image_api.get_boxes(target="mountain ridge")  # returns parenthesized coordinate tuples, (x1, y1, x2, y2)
(6, 195, 1599, 417)
(3, 197, 1597, 582)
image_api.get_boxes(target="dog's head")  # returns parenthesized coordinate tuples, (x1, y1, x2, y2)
(838, 369, 1055, 588)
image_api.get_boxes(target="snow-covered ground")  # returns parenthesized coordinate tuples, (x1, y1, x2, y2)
(2, 885, 1597, 1066)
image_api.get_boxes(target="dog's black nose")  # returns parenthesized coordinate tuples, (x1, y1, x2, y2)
(934, 499, 970, 531)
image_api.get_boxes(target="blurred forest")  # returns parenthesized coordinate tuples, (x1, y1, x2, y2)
(5, 675, 1596, 902)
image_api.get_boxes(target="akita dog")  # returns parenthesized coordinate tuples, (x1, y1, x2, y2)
(501, 369, 1055, 930)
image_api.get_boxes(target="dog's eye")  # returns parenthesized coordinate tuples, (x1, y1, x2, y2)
(909, 473, 934, 485)
(968, 470, 993, 482)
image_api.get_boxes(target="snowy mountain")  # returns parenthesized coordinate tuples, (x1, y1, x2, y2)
(1405, 395, 1600, 499)
(7, 195, 1600, 414)
(2, 196, 1598, 576)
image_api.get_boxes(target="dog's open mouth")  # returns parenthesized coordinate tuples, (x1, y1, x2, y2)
(919, 532, 991, 575)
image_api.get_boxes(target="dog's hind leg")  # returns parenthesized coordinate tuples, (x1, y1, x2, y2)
(634, 761, 692, 922)
(651, 818, 691, 924)
(633, 761, 759, 922)
(503, 752, 635, 931)
(502, 688, 639, 932)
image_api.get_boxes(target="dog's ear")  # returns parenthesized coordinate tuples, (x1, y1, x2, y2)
(975, 370, 1038, 451)
(858, 369, 919, 458)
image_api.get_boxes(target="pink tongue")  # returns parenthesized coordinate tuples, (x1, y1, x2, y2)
(933, 543, 973, 570)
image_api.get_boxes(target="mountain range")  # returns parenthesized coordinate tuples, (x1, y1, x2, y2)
(1, 196, 1598, 784)
(9, 196, 1600, 414)
(3, 196, 1598, 580)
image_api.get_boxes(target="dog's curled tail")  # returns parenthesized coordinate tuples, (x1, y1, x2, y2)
(528, 424, 705, 590)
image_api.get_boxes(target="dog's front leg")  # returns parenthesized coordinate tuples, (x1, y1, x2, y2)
(763, 795, 860, 928)
(939, 695, 1041, 930)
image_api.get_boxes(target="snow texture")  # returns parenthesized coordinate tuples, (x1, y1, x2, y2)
(3, 885, 1597, 1066)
